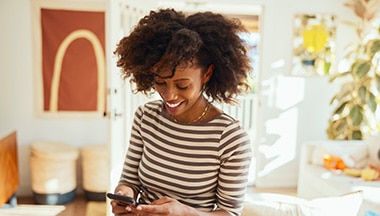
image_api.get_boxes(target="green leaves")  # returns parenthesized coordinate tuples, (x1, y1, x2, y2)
(358, 86, 377, 112)
(358, 86, 367, 103)
(376, 73, 380, 92)
(333, 100, 348, 114)
(328, 1, 380, 140)
(351, 59, 371, 78)
(327, 41, 380, 140)
(368, 92, 377, 112)
(349, 104, 363, 126)
(351, 130, 363, 140)
(366, 39, 380, 58)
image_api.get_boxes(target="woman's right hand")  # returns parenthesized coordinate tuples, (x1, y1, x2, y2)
(110, 184, 137, 216)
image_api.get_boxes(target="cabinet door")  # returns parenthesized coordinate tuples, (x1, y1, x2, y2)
(0, 131, 18, 206)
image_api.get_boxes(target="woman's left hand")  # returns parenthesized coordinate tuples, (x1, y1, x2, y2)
(133, 196, 194, 216)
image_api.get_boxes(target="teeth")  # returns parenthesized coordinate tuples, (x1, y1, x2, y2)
(166, 102, 181, 108)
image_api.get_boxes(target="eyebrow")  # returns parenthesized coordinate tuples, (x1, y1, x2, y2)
(173, 78, 190, 82)
(155, 76, 190, 82)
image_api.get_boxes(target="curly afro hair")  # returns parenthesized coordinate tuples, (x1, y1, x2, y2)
(114, 8, 252, 104)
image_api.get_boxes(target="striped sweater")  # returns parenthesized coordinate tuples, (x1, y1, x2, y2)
(119, 100, 252, 216)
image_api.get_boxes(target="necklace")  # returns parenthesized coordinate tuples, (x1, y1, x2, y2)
(172, 102, 211, 123)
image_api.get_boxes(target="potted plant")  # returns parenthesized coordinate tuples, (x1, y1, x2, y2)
(327, 0, 380, 140)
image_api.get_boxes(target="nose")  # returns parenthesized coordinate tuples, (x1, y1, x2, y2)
(160, 85, 178, 101)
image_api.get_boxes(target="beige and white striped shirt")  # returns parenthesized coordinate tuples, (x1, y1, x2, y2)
(119, 100, 252, 216)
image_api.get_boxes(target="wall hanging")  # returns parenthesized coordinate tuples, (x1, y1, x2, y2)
(32, 0, 106, 118)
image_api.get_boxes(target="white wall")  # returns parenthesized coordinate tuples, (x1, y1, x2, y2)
(0, 0, 357, 197)
(253, 0, 355, 187)
(0, 0, 108, 196)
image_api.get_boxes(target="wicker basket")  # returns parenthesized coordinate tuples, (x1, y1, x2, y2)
(30, 141, 79, 204)
(81, 144, 109, 201)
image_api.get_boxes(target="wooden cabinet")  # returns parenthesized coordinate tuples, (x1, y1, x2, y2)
(0, 131, 18, 206)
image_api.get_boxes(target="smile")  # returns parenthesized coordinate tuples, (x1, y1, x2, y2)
(166, 102, 182, 108)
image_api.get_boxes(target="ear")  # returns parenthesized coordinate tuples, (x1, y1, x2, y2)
(202, 64, 214, 84)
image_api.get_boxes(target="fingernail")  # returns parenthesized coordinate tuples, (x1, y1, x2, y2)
(136, 206, 142, 211)
(126, 206, 132, 212)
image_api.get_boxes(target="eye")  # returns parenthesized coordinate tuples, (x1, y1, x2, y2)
(176, 85, 189, 90)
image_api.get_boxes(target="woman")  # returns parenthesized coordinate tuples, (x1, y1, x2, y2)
(110, 8, 253, 216)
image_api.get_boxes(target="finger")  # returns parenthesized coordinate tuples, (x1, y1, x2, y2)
(150, 196, 171, 205)
(111, 200, 135, 215)
(111, 200, 128, 208)
(136, 204, 166, 214)
(125, 206, 133, 213)
(114, 185, 135, 197)
(113, 210, 135, 216)
(116, 214, 137, 216)
(110, 200, 120, 209)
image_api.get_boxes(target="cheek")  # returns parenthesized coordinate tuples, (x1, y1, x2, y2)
(186, 88, 203, 101)
(154, 84, 166, 95)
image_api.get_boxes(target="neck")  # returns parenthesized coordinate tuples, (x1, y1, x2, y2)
(171, 99, 210, 124)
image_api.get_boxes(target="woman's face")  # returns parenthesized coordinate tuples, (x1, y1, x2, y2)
(154, 63, 212, 121)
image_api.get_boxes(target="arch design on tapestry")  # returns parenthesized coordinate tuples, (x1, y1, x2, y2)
(49, 29, 105, 112)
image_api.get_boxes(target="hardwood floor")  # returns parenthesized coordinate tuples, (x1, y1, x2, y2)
(17, 195, 106, 216)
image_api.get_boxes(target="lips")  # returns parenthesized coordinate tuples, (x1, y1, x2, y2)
(165, 101, 182, 113)
(166, 101, 181, 108)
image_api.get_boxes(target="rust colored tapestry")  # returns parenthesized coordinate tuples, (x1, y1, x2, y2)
(41, 9, 105, 112)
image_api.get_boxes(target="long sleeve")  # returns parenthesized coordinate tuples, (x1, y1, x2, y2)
(118, 105, 144, 192)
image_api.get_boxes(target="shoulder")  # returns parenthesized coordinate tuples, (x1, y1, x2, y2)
(214, 113, 251, 144)
(136, 100, 163, 114)
(132, 100, 164, 123)
(211, 112, 242, 129)
(205, 112, 250, 142)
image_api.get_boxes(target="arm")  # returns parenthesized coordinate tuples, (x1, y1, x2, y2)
(216, 123, 252, 215)
(118, 105, 145, 191)
(110, 106, 145, 215)
(134, 196, 232, 216)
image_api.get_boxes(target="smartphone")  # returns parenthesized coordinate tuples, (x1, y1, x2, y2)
(106, 193, 138, 206)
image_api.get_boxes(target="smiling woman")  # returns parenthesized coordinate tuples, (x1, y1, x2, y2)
(109, 5, 262, 209)
(109, 8, 253, 216)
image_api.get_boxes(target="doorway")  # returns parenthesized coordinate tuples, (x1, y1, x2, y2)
(107, 0, 263, 202)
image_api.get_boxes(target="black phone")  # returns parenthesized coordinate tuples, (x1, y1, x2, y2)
(106, 193, 138, 206)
